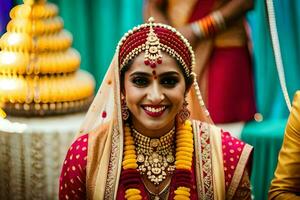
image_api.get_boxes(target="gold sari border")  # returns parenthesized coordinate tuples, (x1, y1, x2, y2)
(103, 126, 121, 199)
(226, 143, 253, 200)
(193, 120, 214, 199)
(192, 120, 204, 197)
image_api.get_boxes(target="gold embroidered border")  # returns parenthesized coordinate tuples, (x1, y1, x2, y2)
(226, 143, 253, 200)
(192, 120, 203, 198)
(104, 126, 120, 199)
(200, 122, 214, 199)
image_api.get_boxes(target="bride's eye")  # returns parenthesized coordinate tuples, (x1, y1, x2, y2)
(131, 76, 149, 87)
(160, 76, 179, 88)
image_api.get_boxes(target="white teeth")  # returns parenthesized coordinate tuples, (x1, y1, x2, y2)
(144, 106, 166, 113)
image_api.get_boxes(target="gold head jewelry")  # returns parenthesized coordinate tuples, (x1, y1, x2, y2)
(117, 17, 195, 78)
(144, 17, 162, 68)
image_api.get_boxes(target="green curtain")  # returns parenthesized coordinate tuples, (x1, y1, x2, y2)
(242, 1, 300, 199)
(14, 0, 144, 89)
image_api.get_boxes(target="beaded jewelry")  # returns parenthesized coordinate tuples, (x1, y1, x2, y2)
(132, 127, 176, 185)
(117, 18, 195, 78)
(144, 18, 162, 68)
(122, 120, 194, 200)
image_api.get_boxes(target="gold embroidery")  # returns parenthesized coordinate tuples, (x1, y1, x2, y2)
(200, 122, 214, 199)
(193, 120, 203, 197)
(193, 121, 214, 200)
(231, 170, 251, 200)
(104, 126, 121, 199)
(226, 144, 253, 200)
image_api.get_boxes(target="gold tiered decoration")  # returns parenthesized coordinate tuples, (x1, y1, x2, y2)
(0, 0, 95, 116)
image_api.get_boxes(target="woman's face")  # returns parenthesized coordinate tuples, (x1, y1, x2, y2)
(123, 52, 187, 137)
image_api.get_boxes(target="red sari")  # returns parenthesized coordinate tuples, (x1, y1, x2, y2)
(59, 122, 252, 199)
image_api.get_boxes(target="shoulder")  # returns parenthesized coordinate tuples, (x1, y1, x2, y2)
(191, 119, 253, 175)
(60, 134, 89, 180)
(59, 134, 88, 199)
(191, 119, 252, 150)
(63, 133, 89, 172)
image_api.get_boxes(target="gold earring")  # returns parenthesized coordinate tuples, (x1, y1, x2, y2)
(177, 99, 190, 123)
(121, 95, 129, 121)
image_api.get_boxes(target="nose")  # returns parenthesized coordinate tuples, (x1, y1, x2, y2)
(147, 82, 164, 104)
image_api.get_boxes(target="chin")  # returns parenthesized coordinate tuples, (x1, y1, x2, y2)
(137, 116, 175, 132)
(143, 121, 168, 131)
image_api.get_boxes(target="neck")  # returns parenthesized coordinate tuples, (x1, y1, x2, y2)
(131, 120, 176, 138)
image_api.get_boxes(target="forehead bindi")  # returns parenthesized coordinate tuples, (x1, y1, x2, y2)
(152, 70, 157, 79)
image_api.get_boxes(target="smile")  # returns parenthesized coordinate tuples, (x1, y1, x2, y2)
(142, 105, 167, 117)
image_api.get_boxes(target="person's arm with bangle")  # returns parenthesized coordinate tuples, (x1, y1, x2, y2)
(143, 0, 253, 46)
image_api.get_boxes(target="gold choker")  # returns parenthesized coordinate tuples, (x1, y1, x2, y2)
(131, 127, 176, 185)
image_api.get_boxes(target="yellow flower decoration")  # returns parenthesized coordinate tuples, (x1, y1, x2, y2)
(122, 124, 142, 199)
(174, 120, 193, 199)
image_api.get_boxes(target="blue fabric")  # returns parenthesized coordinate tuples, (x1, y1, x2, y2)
(0, 0, 13, 35)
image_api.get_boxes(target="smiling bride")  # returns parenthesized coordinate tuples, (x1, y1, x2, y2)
(59, 18, 253, 200)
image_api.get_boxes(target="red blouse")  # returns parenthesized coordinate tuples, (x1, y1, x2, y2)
(59, 134, 88, 199)
(59, 131, 248, 199)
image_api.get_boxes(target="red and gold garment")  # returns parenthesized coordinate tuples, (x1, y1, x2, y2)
(59, 121, 252, 200)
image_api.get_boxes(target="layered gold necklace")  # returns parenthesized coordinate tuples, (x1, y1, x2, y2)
(132, 127, 176, 185)
(122, 120, 194, 200)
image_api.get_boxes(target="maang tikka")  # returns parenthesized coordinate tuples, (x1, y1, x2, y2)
(144, 17, 162, 68)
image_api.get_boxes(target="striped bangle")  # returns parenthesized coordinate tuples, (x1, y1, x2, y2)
(211, 10, 226, 30)
(192, 10, 226, 38)
(190, 21, 204, 38)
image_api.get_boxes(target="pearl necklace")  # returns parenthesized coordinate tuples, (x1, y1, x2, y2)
(132, 127, 176, 185)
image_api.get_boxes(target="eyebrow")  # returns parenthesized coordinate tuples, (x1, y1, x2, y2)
(129, 71, 180, 77)
(129, 72, 151, 78)
(159, 71, 180, 77)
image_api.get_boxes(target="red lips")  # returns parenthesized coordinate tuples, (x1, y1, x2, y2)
(142, 105, 167, 117)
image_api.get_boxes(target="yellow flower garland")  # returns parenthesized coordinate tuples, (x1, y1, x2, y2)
(174, 120, 193, 199)
(123, 124, 142, 200)
(122, 120, 193, 200)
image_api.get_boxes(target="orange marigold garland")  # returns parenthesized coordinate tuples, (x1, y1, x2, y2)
(122, 120, 194, 200)
(174, 120, 193, 199)
(122, 124, 142, 200)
